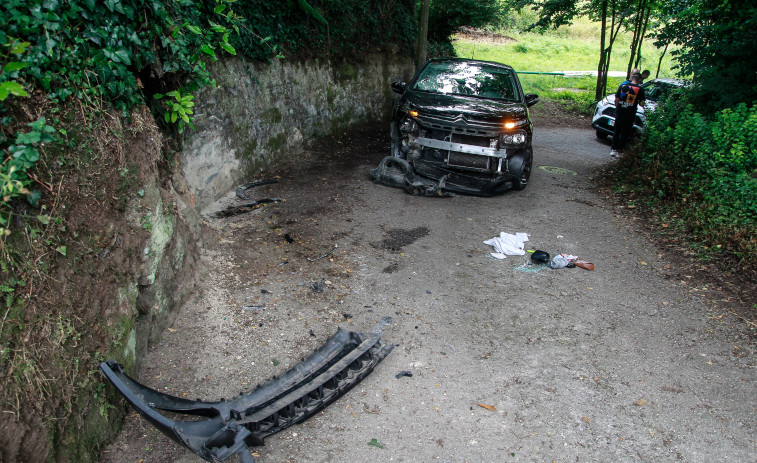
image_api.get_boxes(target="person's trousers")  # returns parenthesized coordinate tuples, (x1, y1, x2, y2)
(611, 109, 636, 151)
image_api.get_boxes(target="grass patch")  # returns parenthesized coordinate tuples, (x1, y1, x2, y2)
(455, 15, 677, 77)
(452, 14, 679, 115)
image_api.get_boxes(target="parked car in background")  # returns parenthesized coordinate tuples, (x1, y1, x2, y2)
(387, 58, 539, 196)
(591, 77, 689, 140)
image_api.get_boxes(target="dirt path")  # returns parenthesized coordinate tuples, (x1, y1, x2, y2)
(101, 114, 756, 462)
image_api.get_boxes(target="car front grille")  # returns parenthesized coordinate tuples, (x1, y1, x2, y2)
(447, 151, 491, 171)
(416, 113, 502, 137)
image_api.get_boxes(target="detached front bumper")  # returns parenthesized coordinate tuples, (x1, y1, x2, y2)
(100, 319, 393, 462)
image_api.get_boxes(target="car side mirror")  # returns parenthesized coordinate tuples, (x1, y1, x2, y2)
(391, 81, 407, 94)
(525, 93, 539, 107)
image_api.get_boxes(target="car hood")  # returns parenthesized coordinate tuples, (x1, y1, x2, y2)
(405, 91, 527, 122)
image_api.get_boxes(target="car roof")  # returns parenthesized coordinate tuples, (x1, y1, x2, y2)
(645, 77, 689, 87)
(424, 58, 515, 72)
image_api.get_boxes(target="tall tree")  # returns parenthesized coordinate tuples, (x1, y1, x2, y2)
(529, 0, 635, 100)
(654, 0, 757, 110)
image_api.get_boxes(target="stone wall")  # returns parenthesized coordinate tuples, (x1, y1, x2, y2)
(181, 55, 415, 211)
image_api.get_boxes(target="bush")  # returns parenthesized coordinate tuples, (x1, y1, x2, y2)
(633, 99, 757, 259)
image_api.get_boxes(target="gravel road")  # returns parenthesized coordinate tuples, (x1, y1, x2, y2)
(102, 115, 756, 463)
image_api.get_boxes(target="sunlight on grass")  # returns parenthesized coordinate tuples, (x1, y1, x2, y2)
(454, 12, 678, 75)
(452, 14, 680, 113)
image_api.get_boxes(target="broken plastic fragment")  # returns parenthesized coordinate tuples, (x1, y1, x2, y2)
(100, 318, 393, 462)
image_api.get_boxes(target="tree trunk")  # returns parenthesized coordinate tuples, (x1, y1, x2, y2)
(633, 4, 652, 70)
(416, 0, 430, 69)
(656, 42, 669, 78)
(603, 1, 626, 95)
(626, 0, 647, 78)
(595, 0, 609, 101)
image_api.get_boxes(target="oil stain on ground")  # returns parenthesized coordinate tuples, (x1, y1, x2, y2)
(373, 226, 430, 252)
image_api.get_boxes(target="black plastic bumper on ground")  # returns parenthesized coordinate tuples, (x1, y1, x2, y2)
(100, 318, 393, 462)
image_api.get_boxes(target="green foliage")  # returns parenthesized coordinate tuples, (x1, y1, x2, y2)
(630, 99, 757, 259)
(1, 117, 57, 230)
(0, 0, 242, 123)
(428, 0, 504, 43)
(654, 0, 757, 111)
(154, 90, 195, 133)
(1, 0, 244, 232)
(228, 0, 416, 62)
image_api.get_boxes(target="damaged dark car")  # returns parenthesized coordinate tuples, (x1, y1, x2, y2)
(383, 58, 538, 196)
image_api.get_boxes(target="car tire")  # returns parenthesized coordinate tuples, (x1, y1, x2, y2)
(596, 130, 608, 140)
(513, 149, 532, 191)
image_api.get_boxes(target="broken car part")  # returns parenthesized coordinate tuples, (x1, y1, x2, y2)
(210, 180, 282, 217)
(307, 244, 338, 262)
(100, 318, 394, 463)
(235, 180, 279, 200)
(389, 58, 539, 196)
(369, 156, 454, 197)
(212, 198, 283, 218)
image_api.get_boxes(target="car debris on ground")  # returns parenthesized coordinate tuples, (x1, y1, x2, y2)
(212, 180, 283, 218)
(483, 232, 529, 259)
(100, 318, 394, 463)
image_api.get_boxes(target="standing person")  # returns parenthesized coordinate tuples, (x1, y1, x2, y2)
(640, 69, 650, 83)
(610, 72, 646, 156)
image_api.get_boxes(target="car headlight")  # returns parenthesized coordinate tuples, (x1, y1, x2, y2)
(500, 131, 527, 146)
(400, 118, 418, 134)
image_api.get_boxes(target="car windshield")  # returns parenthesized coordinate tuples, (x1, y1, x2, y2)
(412, 61, 519, 102)
(642, 81, 683, 101)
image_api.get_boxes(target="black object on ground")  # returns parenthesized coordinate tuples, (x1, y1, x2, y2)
(307, 244, 338, 262)
(310, 279, 325, 293)
(236, 180, 279, 200)
(395, 370, 413, 379)
(212, 198, 283, 218)
(370, 157, 454, 197)
(100, 318, 394, 463)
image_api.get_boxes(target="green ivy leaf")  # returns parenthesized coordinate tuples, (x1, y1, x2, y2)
(3, 62, 28, 73)
(27, 190, 42, 206)
(114, 48, 132, 65)
(0, 82, 28, 100)
(16, 131, 42, 144)
(220, 42, 236, 55)
(10, 42, 30, 55)
(209, 21, 227, 33)
(200, 44, 216, 57)
(56, 246, 67, 256)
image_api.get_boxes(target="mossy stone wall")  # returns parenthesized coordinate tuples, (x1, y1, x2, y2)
(181, 54, 415, 211)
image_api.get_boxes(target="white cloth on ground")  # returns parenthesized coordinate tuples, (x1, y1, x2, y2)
(483, 232, 529, 259)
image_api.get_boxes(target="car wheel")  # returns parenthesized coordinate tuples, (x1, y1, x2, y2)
(513, 149, 532, 191)
(596, 130, 608, 140)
